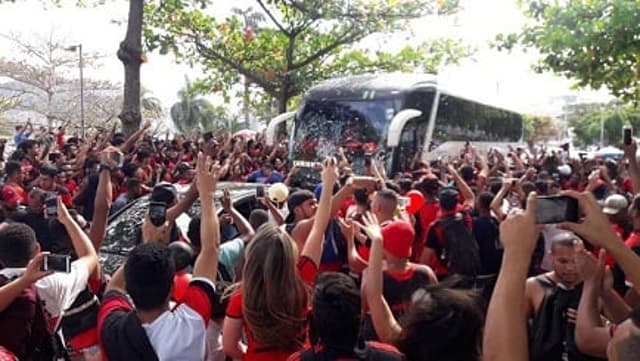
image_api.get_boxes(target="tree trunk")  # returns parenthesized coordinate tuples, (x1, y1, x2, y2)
(118, 0, 144, 136)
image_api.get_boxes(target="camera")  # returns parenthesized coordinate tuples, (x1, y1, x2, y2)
(623, 126, 633, 146)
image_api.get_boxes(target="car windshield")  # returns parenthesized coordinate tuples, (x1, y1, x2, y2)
(291, 99, 397, 173)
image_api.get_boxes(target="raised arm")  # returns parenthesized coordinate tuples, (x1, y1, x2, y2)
(448, 165, 475, 207)
(88, 148, 117, 253)
(57, 197, 99, 276)
(0, 253, 49, 312)
(574, 248, 614, 358)
(490, 180, 512, 221)
(260, 197, 284, 226)
(221, 187, 255, 242)
(363, 212, 402, 343)
(560, 190, 640, 294)
(192, 153, 221, 282)
(166, 181, 199, 223)
(483, 192, 538, 361)
(338, 217, 368, 274)
(301, 157, 338, 266)
(118, 120, 151, 154)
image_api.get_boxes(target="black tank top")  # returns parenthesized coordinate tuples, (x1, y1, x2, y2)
(362, 264, 431, 341)
(529, 274, 606, 361)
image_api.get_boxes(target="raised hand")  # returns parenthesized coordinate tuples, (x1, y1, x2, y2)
(558, 191, 619, 249)
(196, 152, 221, 196)
(575, 242, 605, 286)
(23, 253, 53, 284)
(499, 192, 539, 258)
(622, 139, 637, 159)
(56, 196, 72, 224)
(221, 188, 232, 211)
(337, 217, 355, 241)
(321, 156, 339, 186)
(357, 212, 383, 244)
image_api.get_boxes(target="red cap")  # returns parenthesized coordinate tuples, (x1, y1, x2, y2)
(1, 186, 23, 209)
(382, 221, 415, 259)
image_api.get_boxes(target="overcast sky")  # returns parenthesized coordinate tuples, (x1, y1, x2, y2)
(0, 0, 610, 119)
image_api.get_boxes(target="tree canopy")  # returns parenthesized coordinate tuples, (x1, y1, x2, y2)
(566, 101, 640, 147)
(144, 0, 471, 114)
(495, 0, 640, 103)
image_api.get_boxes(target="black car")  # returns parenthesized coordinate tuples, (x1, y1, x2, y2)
(100, 182, 263, 275)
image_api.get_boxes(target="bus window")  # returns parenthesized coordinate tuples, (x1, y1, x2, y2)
(432, 95, 523, 143)
(395, 117, 428, 172)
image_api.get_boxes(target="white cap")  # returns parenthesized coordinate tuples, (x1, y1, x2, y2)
(602, 194, 628, 215)
(557, 164, 572, 176)
(268, 183, 289, 203)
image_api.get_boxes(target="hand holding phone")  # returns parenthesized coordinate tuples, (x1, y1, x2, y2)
(535, 195, 579, 224)
(256, 186, 265, 199)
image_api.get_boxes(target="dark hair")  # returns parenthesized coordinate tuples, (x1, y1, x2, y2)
(476, 192, 494, 211)
(136, 148, 152, 161)
(40, 164, 59, 177)
(262, 162, 274, 171)
(354, 188, 369, 207)
(125, 242, 175, 310)
(122, 162, 140, 178)
(384, 181, 401, 194)
(395, 284, 483, 361)
(311, 272, 361, 349)
(459, 165, 475, 182)
(168, 241, 194, 271)
(0, 223, 37, 267)
(18, 140, 39, 152)
(249, 209, 269, 231)
(187, 216, 202, 251)
(4, 161, 22, 178)
(398, 178, 413, 194)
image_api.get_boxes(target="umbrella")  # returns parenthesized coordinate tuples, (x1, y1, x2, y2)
(233, 129, 256, 138)
(595, 146, 623, 159)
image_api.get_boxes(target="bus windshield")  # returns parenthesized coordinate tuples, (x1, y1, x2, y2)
(291, 99, 397, 171)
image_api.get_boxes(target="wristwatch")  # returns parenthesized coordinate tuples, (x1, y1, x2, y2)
(99, 163, 114, 173)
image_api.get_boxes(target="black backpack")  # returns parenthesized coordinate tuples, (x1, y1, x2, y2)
(438, 213, 481, 277)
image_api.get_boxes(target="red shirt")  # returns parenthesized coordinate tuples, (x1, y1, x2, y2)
(625, 232, 640, 249)
(414, 201, 439, 262)
(226, 256, 317, 361)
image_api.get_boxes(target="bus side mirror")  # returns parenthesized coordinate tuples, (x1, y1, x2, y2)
(386, 109, 422, 148)
(265, 112, 296, 146)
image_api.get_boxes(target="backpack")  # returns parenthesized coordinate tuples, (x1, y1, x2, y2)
(0, 275, 62, 361)
(437, 213, 481, 277)
(472, 216, 503, 275)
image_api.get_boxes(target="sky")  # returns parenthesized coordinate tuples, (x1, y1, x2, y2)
(0, 0, 611, 121)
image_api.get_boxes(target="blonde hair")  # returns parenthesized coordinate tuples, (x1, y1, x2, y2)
(242, 224, 309, 350)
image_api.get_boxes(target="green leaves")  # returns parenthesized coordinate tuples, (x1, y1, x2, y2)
(144, 0, 470, 116)
(498, 0, 640, 104)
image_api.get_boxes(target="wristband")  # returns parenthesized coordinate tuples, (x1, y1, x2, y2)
(99, 164, 114, 173)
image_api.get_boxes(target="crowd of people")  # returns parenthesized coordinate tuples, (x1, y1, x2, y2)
(0, 119, 639, 361)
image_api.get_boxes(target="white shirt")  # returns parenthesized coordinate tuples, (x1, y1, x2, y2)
(0, 258, 90, 329)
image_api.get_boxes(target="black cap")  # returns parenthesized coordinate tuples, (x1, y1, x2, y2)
(285, 190, 315, 223)
(438, 186, 459, 211)
(151, 182, 178, 204)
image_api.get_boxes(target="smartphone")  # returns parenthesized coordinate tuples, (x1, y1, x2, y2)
(398, 197, 410, 208)
(535, 196, 579, 224)
(40, 253, 71, 273)
(623, 126, 633, 145)
(148, 201, 167, 227)
(256, 186, 265, 198)
(45, 193, 57, 217)
(111, 152, 124, 168)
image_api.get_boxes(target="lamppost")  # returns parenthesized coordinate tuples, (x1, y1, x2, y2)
(65, 44, 84, 138)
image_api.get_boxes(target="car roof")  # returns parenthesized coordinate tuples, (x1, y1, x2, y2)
(100, 182, 264, 275)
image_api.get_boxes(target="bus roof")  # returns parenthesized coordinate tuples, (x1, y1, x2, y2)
(304, 73, 437, 100)
(303, 72, 524, 115)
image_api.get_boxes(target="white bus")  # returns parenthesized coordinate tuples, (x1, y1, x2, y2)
(266, 73, 524, 183)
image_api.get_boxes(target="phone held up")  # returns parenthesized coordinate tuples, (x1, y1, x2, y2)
(45, 193, 58, 218)
(623, 125, 633, 146)
(40, 253, 71, 273)
(534, 195, 579, 225)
